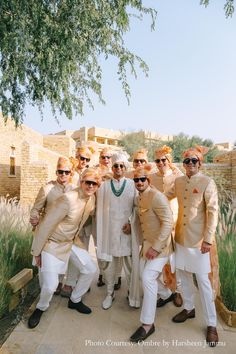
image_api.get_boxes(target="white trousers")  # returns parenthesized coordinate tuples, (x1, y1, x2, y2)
(36, 246, 96, 311)
(102, 256, 129, 295)
(140, 257, 169, 325)
(178, 269, 217, 326)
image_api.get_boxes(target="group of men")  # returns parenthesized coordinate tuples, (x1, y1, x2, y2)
(28, 144, 219, 347)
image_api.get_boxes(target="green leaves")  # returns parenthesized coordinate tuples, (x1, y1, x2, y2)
(0, 0, 156, 125)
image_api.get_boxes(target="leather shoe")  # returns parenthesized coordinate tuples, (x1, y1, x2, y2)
(28, 309, 43, 328)
(60, 285, 72, 298)
(54, 282, 63, 295)
(68, 299, 92, 314)
(97, 274, 105, 287)
(206, 326, 218, 347)
(173, 292, 183, 307)
(172, 309, 195, 323)
(130, 324, 155, 343)
(156, 293, 174, 307)
(114, 276, 121, 290)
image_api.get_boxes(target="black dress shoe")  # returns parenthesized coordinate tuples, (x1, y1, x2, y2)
(97, 274, 105, 287)
(156, 293, 174, 307)
(68, 299, 92, 314)
(28, 309, 44, 328)
(130, 324, 155, 343)
(114, 276, 121, 290)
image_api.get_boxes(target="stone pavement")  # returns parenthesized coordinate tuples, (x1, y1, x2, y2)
(1, 242, 236, 354)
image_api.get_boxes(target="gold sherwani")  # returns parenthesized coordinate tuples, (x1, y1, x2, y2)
(149, 166, 183, 223)
(30, 180, 74, 220)
(137, 186, 174, 260)
(166, 172, 218, 247)
(31, 189, 96, 262)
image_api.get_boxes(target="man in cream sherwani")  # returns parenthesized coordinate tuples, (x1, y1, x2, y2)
(28, 168, 101, 329)
(130, 165, 174, 343)
(166, 146, 219, 347)
(96, 152, 140, 310)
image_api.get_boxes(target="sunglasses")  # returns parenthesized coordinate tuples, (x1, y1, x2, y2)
(101, 155, 111, 159)
(155, 158, 167, 163)
(84, 180, 98, 186)
(80, 156, 90, 162)
(183, 158, 199, 165)
(133, 159, 146, 164)
(113, 164, 124, 169)
(133, 177, 147, 183)
(57, 170, 71, 175)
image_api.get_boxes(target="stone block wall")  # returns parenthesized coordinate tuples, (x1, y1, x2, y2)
(20, 141, 64, 205)
(0, 117, 43, 199)
(43, 135, 76, 158)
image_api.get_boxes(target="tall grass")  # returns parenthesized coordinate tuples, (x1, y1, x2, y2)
(0, 197, 33, 318)
(216, 196, 236, 312)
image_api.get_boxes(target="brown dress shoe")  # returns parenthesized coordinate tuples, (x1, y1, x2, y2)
(206, 326, 218, 347)
(54, 282, 63, 295)
(172, 309, 195, 323)
(173, 292, 183, 307)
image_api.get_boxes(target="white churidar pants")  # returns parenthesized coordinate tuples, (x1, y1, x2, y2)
(102, 256, 129, 295)
(140, 256, 169, 325)
(36, 245, 96, 311)
(178, 269, 217, 326)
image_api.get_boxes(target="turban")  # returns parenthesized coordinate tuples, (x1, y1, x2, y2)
(81, 167, 102, 187)
(57, 157, 72, 170)
(111, 152, 129, 169)
(183, 146, 209, 162)
(133, 148, 148, 162)
(133, 164, 153, 178)
(154, 145, 173, 162)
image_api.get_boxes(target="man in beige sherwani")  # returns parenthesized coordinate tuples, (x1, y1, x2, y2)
(130, 165, 174, 343)
(28, 168, 101, 329)
(166, 146, 219, 347)
(149, 145, 183, 307)
(30, 157, 75, 295)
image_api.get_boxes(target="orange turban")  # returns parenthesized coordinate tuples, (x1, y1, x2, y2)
(57, 157, 72, 170)
(81, 167, 102, 187)
(100, 147, 113, 157)
(133, 148, 148, 162)
(133, 164, 153, 178)
(76, 146, 95, 159)
(154, 145, 173, 162)
(183, 146, 209, 162)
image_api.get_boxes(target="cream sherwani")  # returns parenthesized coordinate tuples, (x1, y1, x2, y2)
(96, 177, 140, 307)
(166, 172, 218, 326)
(31, 188, 97, 311)
(136, 185, 174, 324)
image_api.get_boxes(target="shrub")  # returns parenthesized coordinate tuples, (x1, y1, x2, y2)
(216, 197, 236, 311)
(0, 197, 33, 318)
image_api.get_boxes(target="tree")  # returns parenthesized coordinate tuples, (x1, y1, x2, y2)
(0, 1, 156, 125)
(200, 0, 234, 18)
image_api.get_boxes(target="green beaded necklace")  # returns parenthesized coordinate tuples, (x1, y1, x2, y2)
(110, 179, 127, 197)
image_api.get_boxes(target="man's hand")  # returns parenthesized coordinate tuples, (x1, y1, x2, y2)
(35, 255, 41, 267)
(30, 216, 39, 227)
(201, 241, 211, 254)
(145, 247, 160, 260)
(122, 223, 131, 235)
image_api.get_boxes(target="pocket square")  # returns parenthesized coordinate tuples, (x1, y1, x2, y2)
(192, 188, 199, 193)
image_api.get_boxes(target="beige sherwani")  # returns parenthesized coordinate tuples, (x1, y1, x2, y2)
(30, 180, 74, 220)
(166, 171, 218, 326)
(31, 188, 96, 263)
(136, 185, 174, 325)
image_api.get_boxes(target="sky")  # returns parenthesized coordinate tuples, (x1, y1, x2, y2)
(24, 0, 236, 144)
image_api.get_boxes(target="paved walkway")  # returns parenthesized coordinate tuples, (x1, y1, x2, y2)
(1, 243, 236, 354)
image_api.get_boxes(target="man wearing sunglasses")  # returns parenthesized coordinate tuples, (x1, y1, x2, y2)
(28, 168, 101, 329)
(125, 148, 148, 179)
(71, 145, 94, 185)
(150, 145, 183, 308)
(130, 165, 174, 343)
(166, 146, 219, 347)
(96, 152, 140, 310)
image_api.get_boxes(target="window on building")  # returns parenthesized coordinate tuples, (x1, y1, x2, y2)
(9, 147, 16, 176)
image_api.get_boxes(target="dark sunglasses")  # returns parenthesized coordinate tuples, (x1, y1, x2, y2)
(133, 159, 146, 164)
(113, 164, 124, 169)
(183, 158, 199, 165)
(155, 158, 167, 163)
(84, 180, 98, 186)
(80, 155, 90, 162)
(57, 170, 71, 175)
(101, 155, 111, 159)
(133, 177, 147, 183)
